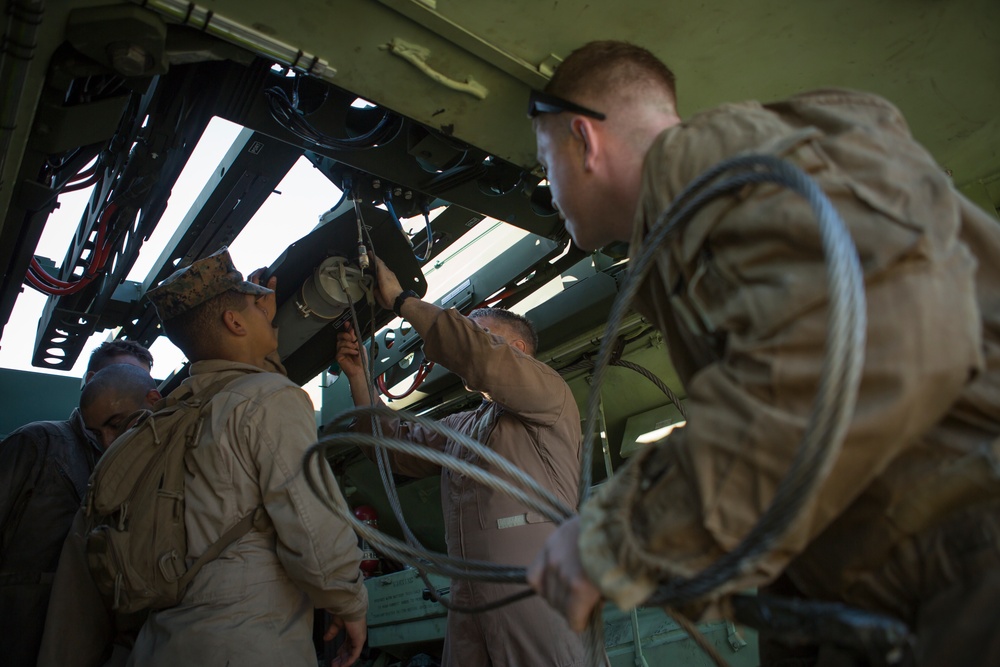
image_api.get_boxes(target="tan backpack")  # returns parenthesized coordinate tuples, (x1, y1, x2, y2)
(84, 375, 260, 613)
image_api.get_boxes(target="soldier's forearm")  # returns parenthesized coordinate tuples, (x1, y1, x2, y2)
(396, 295, 442, 339)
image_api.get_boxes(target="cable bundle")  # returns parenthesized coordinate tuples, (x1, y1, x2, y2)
(264, 76, 402, 152)
(24, 204, 119, 296)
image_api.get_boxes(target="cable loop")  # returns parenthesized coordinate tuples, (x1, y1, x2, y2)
(305, 154, 866, 666)
(578, 155, 866, 605)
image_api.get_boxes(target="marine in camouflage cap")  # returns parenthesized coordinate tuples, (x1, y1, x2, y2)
(146, 247, 272, 322)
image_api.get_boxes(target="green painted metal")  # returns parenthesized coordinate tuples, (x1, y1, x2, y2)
(603, 606, 758, 667)
(0, 368, 81, 438)
(959, 176, 1000, 221)
(364, 567, 760, 665)
(124, 0, 1000, 184)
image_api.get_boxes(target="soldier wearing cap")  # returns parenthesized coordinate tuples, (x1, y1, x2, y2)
(50, 248, 368, 667)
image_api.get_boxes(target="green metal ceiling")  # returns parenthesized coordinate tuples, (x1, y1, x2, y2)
(1, 0, 998, 341)
(3, 0, 998, 222)
(171, 0, 1000, 188)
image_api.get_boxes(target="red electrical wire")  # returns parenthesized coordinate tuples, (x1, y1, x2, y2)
(25, 267, 99, 296)
(471, 287, 517, 310)
(377, 361, 435, 400)
(24, 204, 118, 296)
(29, 258, 79, 288)
(29, 205, 113, 289)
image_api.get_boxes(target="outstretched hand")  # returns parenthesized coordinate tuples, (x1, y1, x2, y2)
(324, 613, 367, 667)
(526, 516, 604, 633)
(335, 322, 368, 381)
(372, 256, 403, 311)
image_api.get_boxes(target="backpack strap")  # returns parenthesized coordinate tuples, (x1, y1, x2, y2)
(175, 505, 263, 591)
(155, 372, 245, 413)
(188, 375, 245, 408)
(169, 373, 271, 591)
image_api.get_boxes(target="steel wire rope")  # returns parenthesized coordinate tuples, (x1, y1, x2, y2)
(564, 155, 864, 665)
(325, 229, 545, 613)
(317, 408, 574, 523)
(578, 154, 866, 607)
(304, 428, 570, 571)
(341, 227, 424, 553)
(347, 205, 432, 567)
(559, 357, 688, 421)
(302, 154, 864, 667)
(312, 240, 610, 658)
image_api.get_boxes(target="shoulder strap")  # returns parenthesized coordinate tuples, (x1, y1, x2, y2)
(170, 372, 271, 589)
(175, 506, 263, 591)
(197, 375, 243, 401)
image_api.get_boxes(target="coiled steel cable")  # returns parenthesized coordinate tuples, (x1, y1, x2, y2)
(577, 154, 866, 605)
(560, 356, 688, 421)
(304, 153, 866, 666)
(305, 416, 572, 577)
(330, 259, 548, 613)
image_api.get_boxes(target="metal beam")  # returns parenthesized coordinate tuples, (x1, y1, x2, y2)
(122, 128, 303, 347)
(225, 68, 560, 238)
(31, 64, 219, 369)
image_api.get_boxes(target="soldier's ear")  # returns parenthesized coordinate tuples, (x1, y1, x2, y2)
(221, 309, 247, 337)
(570, 116, 600, 172)
(145, 388, 162, 406)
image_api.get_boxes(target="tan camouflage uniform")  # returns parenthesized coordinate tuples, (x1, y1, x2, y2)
(363, 309, 586, 667)
(577, 90, 1000, 666)
(40, 248, 366, 667)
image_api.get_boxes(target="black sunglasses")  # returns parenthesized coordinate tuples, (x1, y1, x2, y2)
(527, 89, 606, 120)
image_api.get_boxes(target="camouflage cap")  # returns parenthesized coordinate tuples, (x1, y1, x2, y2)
(146, 247, 272, 322)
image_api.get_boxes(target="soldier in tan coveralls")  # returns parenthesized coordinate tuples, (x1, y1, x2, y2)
(525, 41, 1000, 666)
(336, 256, 585, 666)
(39, 248, 368, 667)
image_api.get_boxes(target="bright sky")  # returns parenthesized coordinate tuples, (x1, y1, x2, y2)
(0, 117, 343, 403)
(0, 116, 534, 406)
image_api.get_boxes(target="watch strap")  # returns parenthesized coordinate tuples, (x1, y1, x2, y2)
(392, 289, 419, 317)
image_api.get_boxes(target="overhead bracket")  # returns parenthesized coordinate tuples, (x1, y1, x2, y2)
(376, 0, 548, 89)
(385, 39, 488, 100)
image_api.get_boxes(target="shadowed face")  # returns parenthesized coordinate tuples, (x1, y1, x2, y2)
(470, 316, 524, 352)
(534, 119, 609, 252)
(244, 293, 279, 356)
(82, 391, 152, 449)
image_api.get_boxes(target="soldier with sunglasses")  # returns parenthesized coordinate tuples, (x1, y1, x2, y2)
(526, 40, 1000, 667)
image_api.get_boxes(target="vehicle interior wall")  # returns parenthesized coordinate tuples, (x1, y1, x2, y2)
(0, 3, 997, 663)
(0, 368, 81, 437)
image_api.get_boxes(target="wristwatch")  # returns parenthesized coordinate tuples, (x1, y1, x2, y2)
(392, 289, 419, 317)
